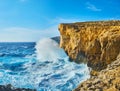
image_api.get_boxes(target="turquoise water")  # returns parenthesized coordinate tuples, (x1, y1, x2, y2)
(0, 38, 90, 91)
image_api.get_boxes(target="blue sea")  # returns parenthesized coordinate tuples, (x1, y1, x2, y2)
(0, 38, 90, 91)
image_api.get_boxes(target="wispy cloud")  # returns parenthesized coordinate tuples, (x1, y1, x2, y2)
(47, 17, 89, 25)
(52, 18, 81, 23)
(86, 2, 101, 11)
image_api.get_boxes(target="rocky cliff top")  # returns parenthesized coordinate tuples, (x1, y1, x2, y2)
(60, 20, 120, 26)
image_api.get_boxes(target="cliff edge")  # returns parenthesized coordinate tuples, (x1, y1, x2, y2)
(59, 20, 120, 71)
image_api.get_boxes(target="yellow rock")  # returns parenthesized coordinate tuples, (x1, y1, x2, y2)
(74, 57, 120, 91)
(59, 20, 120, 70)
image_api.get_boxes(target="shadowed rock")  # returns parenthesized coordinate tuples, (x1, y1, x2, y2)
(0, 84, 36, 91)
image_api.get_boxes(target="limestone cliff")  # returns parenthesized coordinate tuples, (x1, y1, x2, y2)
(59, 20, 120, 71)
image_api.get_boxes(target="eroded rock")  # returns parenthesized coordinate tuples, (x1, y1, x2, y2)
(59, 20, 120, 70)
(74, 56, 120, 91)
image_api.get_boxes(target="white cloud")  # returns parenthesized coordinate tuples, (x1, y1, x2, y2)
(52, 18, 79, 23)
(0, 26, 59, 42)
(86, 2, 101, 11)
(48, 17, 88, 25)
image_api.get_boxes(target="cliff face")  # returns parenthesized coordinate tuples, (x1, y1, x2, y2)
(59, 20, 120, 71)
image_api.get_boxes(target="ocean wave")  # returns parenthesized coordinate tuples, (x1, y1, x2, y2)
(0, 40, 90, 91)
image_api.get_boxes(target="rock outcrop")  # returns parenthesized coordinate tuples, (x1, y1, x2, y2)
(0, 84, 36, 91)
(59, 20, 120, 71)
(51, 36, 60, 44)
(74, 54, 120, 91)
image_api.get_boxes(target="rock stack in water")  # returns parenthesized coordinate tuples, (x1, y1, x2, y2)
(58, 20, 120, 91)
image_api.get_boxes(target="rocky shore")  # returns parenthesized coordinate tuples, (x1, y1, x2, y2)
(74, 54, 120, 91)
(58, 20, 120, 91)
(0, 84, 36, 91)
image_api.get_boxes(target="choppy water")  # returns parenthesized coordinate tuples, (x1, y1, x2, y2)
(0, 38, 90, 91)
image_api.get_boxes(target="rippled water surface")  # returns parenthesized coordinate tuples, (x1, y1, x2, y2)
(0, 39, 90, 91)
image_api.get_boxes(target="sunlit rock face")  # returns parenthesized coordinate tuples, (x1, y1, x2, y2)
(59, 20, 120, 71)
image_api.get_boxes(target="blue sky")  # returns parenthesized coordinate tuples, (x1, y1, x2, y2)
(0, 0, 120, 42)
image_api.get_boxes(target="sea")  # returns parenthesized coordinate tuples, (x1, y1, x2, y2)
(0, 38, 90, 91)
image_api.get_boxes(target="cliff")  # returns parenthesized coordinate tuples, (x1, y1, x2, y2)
(59, 20, 120, 91)
(59, 20, 120, 71)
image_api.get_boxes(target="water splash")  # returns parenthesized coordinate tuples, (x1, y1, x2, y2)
(35, 38, 68, 62)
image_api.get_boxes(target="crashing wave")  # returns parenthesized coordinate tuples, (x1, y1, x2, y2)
(35, 38, 68, 62)
(0, 39, 90, 91)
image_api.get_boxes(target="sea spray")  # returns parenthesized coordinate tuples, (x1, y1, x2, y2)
(35, 38, 68, 62)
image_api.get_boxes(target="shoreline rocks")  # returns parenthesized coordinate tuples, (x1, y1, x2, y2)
(0, 84, 36, 91)
(74, 55, 120, 91)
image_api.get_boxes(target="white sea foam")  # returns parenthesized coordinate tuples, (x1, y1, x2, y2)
(35, 38, 68, 62)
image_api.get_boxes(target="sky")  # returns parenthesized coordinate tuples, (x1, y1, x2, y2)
(0, 0, 120, 42)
